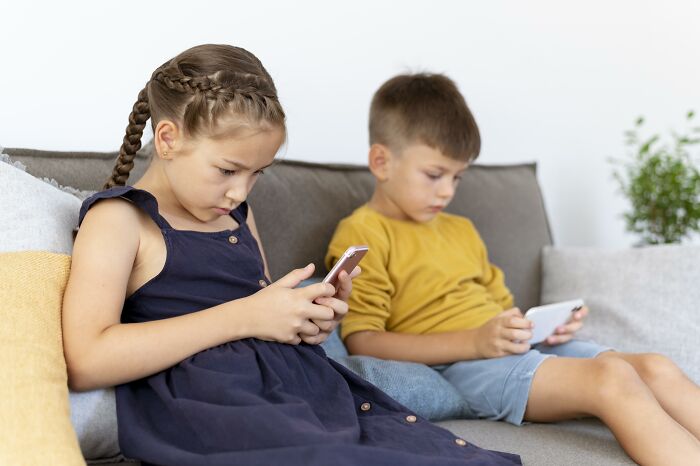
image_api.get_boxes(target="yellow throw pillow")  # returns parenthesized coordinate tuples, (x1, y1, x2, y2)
(0, 251, 85, 465)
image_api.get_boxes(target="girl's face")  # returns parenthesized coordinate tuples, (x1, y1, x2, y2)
(162, 124, 285, 224)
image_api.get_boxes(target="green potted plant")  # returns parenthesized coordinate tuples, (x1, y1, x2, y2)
(611, 111, 700, 245)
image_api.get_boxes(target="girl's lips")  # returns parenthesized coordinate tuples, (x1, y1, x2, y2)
(214, 207, 231, 215)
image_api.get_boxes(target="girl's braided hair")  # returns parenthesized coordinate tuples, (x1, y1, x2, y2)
(104, 44, 285, 190)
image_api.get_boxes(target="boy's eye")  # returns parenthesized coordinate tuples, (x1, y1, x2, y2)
(254, 169, 265, 176)
(219, 168, 236, 176)
(425, 172, 442, 180)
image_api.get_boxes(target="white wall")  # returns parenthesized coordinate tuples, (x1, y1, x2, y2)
(2, 0, 698, 248)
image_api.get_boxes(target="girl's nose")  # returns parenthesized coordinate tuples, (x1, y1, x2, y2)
(225, 183, 248, 204)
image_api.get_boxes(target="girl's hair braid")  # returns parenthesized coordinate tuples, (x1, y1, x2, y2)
(104, 86, 150, 189)
(103, 44, 285, 190)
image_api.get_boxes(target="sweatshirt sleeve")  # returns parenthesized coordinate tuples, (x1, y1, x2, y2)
(325, 215, 394, 340)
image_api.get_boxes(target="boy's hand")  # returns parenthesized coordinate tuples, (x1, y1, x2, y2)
(303, 267, 361, 345)
(543, 305, 589, 345)
(474, 308, 532, 358)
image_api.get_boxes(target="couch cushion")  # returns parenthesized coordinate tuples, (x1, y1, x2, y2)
(0, 160, 81, 254)
(4, 142, 153, 191)
(437, 419, 633, 465)
(541, 244, 700, 384)
(0, 251, 85, 465)
(249, 160, 552, 312)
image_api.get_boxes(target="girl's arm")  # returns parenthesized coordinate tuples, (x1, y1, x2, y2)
(344, 308, 533, 365)
(62, 200, 335, 392)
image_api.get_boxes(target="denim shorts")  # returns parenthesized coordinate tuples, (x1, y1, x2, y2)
(432, 339, 612, 426)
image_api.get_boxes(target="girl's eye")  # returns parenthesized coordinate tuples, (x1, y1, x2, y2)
(254, 169, 265, 176)
(454, 175, 463, 182)
(219, 168, 236, 176)
(425, 172, 442, 180)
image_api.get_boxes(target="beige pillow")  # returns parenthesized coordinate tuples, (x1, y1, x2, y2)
(0, 251, 85, 465)
(541, 245, 700, 384)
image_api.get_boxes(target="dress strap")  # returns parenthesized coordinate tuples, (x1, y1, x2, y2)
(230, 201, 249, 226)
(78, 186, 172, 230)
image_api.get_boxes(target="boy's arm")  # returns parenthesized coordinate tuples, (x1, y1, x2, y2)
(345, 329, 480, 365)
(345, 307, 532, 365)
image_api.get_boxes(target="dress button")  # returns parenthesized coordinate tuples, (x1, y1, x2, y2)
(405, 415, 417, 423)
(258, 279, 268, 288)
(228, 235, 238, 244)
(455, 438, 467, 447)
(360, 402, 371, 412)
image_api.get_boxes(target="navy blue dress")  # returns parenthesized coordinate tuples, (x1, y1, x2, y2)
(79, 187, 521, 466)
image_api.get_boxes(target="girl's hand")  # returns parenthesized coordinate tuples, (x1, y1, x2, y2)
(242, 264, 336, 345)
(303, 266, 361, 345)
(543, 305, 589, 345)
(473, 308, 532, 358)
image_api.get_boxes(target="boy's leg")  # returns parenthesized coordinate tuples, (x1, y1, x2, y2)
(597, 351, 700, 439)
(525, 356, 700, 465)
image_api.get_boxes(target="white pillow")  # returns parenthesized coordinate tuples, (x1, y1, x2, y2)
(541, 245, 700, 384)
(0, 160, 81, 254)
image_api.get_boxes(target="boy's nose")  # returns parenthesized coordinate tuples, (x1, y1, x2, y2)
(437, 182, 455, 199)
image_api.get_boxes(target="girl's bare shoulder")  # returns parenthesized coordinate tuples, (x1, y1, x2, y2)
(76, 197, 144, 252)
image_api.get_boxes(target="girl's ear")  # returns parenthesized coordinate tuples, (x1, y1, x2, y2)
(368, 144, 393, 181)
(154, 119, 181, 160)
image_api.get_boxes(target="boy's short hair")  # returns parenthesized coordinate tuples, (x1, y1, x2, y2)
(369, 73, 480, 162)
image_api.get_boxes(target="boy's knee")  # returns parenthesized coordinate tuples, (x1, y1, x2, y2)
(592, 357, 647, 404)
(634, 353, 682, 384)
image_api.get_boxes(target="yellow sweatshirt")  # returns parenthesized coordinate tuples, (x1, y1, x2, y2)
(325, 205, 513, 341)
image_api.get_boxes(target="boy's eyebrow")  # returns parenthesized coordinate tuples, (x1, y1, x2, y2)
(427, 164, 468, 173)
(222, 159, 274, 171)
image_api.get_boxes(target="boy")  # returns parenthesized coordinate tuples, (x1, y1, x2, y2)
(325, 73, 700, 465)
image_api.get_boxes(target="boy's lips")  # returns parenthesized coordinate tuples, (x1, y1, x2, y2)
(214, 207, 232, 215)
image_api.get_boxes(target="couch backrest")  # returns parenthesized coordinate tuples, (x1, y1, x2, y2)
(6, 147, 552, 310)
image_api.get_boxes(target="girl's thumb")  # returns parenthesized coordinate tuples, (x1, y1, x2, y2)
(273, 263, 315, 288)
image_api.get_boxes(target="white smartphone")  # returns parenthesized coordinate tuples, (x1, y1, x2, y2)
(323, 245, 369, 288)
(524, 299, 585, 345)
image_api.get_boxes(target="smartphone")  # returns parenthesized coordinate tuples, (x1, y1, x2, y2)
(524, 299, 584, 344)
(323, 245, 369, 288)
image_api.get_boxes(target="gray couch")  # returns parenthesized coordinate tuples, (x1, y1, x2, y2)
(6, 147, 637, 465)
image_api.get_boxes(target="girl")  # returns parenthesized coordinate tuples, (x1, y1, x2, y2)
(62, 44, 520, 465)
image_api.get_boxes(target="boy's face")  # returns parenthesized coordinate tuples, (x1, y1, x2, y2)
(373, 143, 469, 223)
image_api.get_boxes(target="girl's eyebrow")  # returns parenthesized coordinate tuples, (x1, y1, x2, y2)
(222, 159, 274, 170)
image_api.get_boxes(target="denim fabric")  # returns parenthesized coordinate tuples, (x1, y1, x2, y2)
(434, 340, 611, 425)
(321, 329, 469, 421)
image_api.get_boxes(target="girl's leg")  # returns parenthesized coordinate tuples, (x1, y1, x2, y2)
(598, 352, 700, 439)
(524, 356, 700, 466)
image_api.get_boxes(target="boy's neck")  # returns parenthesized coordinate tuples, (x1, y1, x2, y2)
(367, 189, 416, 223)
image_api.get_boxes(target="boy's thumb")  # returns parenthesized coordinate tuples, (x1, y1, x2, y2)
(273, 263, 315, 289)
